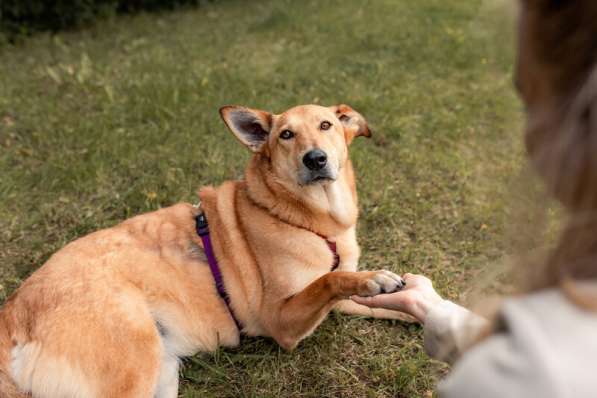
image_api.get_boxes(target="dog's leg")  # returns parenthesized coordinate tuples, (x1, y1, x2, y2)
(333, 300, 416, 322)
(154, 354, 179, 398)
(9, 318, 162, 398)
(270, 270, 403, 350)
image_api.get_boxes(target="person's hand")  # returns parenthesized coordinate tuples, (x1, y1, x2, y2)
(351, 273, 444, 323)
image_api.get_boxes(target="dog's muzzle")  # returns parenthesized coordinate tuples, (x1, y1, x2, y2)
(300, 149, 336, 185)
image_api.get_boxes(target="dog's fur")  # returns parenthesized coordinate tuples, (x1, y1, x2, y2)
(0, 104, 409, 398)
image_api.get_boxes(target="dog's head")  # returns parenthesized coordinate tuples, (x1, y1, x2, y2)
(219, 104, 371, 186)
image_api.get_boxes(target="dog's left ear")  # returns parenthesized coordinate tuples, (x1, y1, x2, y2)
(329, 104, 372, 145)
(219, 106, 272, 152)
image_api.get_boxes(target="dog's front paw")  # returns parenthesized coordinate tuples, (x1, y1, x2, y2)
(356, 270, 405, 297)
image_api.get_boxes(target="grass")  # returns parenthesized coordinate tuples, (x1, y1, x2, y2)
(0, 0, 525, 396)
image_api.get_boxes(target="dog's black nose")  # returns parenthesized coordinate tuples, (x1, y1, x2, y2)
(303, 149, 328, 171)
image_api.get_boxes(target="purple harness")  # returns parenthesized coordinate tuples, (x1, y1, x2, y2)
(195, 212, 242, 330)
(195, 211, 340, 331)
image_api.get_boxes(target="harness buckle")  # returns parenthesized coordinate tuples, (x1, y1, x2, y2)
(195, 213, 210, 236)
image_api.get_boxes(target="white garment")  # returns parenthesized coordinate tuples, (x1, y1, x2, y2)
(424, 289, 597, 398)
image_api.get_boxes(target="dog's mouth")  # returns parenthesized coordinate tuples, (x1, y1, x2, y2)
(300, 170, 337, 186)
(310, 175, 334, 184)
(312, 175, 332, 182)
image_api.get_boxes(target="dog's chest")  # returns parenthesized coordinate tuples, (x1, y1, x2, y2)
(257, 232, 346, 295)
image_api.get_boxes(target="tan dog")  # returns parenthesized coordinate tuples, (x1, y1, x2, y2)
(0, 104, 408, 398)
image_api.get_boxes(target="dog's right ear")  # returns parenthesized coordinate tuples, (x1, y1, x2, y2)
(219, 106, 272, 152)
(329, 104, 372, 145)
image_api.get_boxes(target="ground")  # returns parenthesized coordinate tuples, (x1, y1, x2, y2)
(0, 0, 525, 396)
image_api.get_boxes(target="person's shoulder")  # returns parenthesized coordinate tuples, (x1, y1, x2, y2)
(500, 287, 597, 356)
(438, 332, 559, 398)
(439, 287, 597, 398)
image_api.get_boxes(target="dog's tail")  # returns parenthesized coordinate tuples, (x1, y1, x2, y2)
(0, 369, 26, 398)
(0, 309, 27, 398)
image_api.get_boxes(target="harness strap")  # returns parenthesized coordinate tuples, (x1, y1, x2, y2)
(195, 212, 242, 331)
(194, 211, 341, 332)
(322, 237, 340, 271)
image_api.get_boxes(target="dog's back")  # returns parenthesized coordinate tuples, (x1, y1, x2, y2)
(0, 203, 239, 397)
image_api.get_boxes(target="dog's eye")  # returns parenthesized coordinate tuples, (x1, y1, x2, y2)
(320, 121, 332, 131)
(279, 130, 294, 140)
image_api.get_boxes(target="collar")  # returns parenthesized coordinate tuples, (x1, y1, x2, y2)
(242, 193, 342, 271)
(317, 233, 340, 272)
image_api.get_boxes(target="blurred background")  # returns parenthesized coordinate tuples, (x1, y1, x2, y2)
(0, 0, 526, 396)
